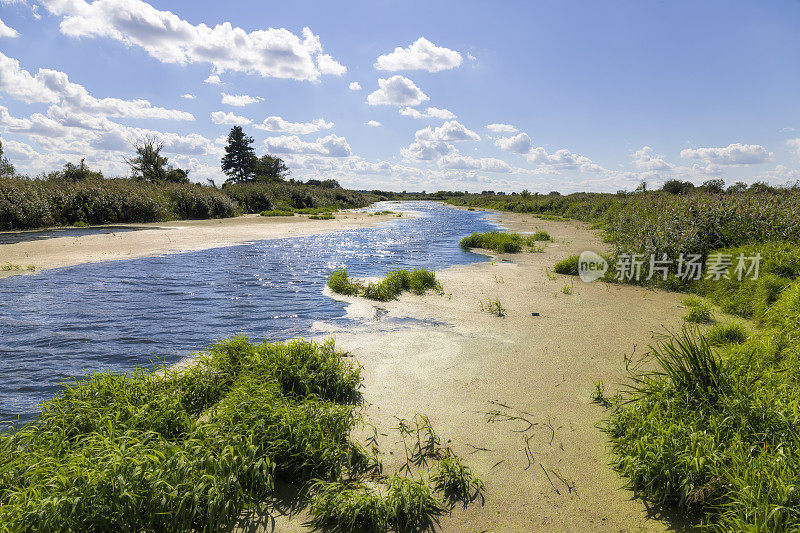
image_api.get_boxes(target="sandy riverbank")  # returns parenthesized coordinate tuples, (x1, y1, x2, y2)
(256, 212, 694, 532)
(0, 211, 400, 277)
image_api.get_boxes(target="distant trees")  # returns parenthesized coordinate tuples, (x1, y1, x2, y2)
(221, 127, 289, 184)
(0, 140, 15, 178)
(305, 179, 340, 188)
(662, 179, 695, 195)
(254, 154, 289, 182)
(49, 159, 105, 182)
(125, 136, 189, 183)
(700, 179, 726, 194)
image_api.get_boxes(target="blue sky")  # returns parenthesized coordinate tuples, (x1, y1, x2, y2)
(1, 0, 800, 192)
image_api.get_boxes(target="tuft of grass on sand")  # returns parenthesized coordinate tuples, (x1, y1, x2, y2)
(481, 298, 505, 317)
(260, 209, 295, 217)
(705, 322, 748, 346)
(328, 268, 441, 301)
(683, 295, 714, 324)
(460, 231, 547, 254)
(553, 255, 580, 276)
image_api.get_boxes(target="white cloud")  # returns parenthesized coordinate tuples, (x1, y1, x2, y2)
(0, 17, 19, 38)
(210, 111, 251, 126)
(204, 74, 222, 85)
(526, 146, 599, 170)
(316, 53, 346, 76)
(632, 146, 672, 171)
(680, 143, 772, 165)
(264, 134, 351, 157)
(365, 120, 381, 127)
(375, 37, 462, 72)
(401, 120, 480, 161)
(221, 92, 264, 107)
(787, 138, 800, 156)
(367, 75, 429, 106)
(485, 123, 517, 133)
(348, 81, 361, 91)
(0, 52, 194, 120)
(254, 116, 333, 135)
(399, 106, 455, 119)
(181, 93, 196, 99)
(494, 132, 531, 154)
(40, 0, 344, 82)
(438, 153, 511, 172)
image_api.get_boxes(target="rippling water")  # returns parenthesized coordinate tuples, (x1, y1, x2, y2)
(0, 202, 497, 428)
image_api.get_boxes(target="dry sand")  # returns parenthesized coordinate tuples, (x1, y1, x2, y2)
(0, 211, 400, 277)
(255, 212, 695, 532)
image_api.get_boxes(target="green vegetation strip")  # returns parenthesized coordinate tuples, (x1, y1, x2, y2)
(328, 268, 441, 301)
(459, 230, 550, 254)
(0, 337, 482, 531)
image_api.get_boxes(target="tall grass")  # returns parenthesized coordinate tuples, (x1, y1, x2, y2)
(0, 177, 374, 230)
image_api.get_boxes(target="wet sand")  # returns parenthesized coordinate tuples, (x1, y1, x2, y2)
(0, 211, 400, 277)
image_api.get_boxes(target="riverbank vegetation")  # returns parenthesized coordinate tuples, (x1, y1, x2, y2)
(0, 336, 482, 530)
(0, 132, 375, 231)
(328, 268, 441, 301)
(474, 185, 800, 529)
(460, 230, 550, 254)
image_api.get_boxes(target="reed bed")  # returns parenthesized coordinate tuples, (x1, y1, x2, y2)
(0, 178, 373, 230)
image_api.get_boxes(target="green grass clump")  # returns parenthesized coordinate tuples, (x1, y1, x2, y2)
(705, 322, 748, 346)
(327, 269, 361, 296)
(460, 231, 545, 253)
(259, 209, 295, 217)
(309, 476, 443, 531)
(683, 295, 714, 324)
(607, 282, 800, 530)
(0, 337, 364, 530)
(553, 254, 580, 275)
(430, 452, 485, 505)
(328, 268, 441, 301)
(308, 213, 335, 220)
(481, 298, 505, 317)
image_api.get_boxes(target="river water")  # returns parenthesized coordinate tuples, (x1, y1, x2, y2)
(0, 202, 498, 429)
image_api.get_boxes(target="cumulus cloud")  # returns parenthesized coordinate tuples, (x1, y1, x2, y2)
(210, 111, 251, 126)
(485, 123, 517, 133)
(204, 74, 222, 85)
(0, 52, 194, 120)
(401, 120, 480, 161)
(399, 106, 455, 119)
(680, 143, 772, 165)
(40, 0, 344, 82)
(348, 81, 361, 91)
(181, 93, 196, 99)
(367, 75, 429, 106)
(494, 132, 532, 154)
(0, 17, 19, 38)
(375, 37, 462, 72)
(438, 153, 511, 172)
(365, 120, 381, 127)
(632, 146, 672, 171)
(316, 53, 347, 76)
(526, 147, 599, 170)
(221, 92, 264, 106)
(787, 138, 800, 156)
(254, 116, 333, 135)
(264, 134, 351, 157)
